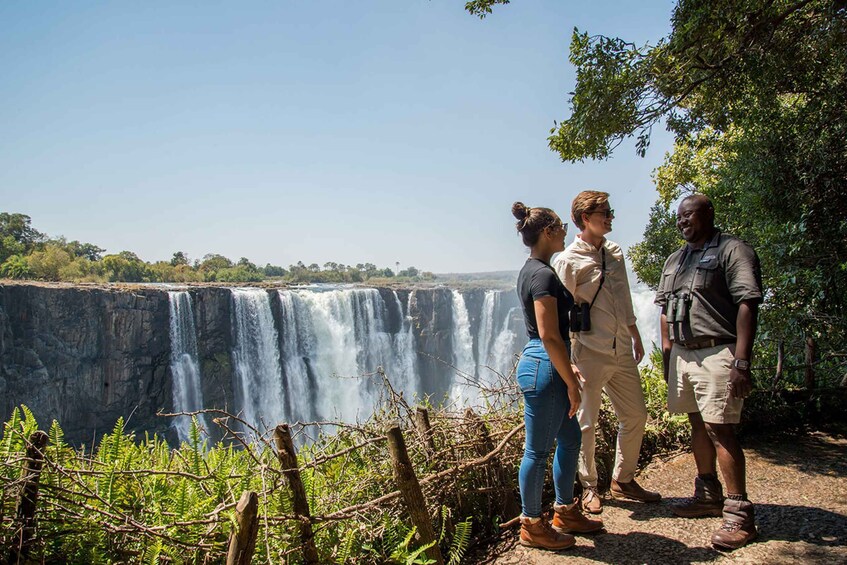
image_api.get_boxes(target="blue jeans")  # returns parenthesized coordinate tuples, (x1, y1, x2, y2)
(516, 339, 581, 517)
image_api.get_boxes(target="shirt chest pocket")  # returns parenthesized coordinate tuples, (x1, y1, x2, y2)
(694, 256, 720, 290)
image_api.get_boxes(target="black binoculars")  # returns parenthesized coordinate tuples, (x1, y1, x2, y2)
(569, 302, 592, 332)
(666, 293, 691, 323)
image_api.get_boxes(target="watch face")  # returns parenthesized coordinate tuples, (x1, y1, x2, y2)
(734, 359, 750, 370)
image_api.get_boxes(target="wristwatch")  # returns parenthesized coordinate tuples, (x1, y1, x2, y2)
(733, 359, 751, 371)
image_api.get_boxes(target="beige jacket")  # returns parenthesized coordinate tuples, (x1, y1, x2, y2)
(553, 236, 637, 356)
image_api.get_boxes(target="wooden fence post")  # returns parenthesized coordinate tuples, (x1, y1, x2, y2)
(9, 430, 49, 562)
(805, 336, 816, 390)
(385, 424, 444, 565)
(414, 406, 436, 456)
(273, 424, 320, 565)
(464, 408, 520, 520)
(226, 491, 259, 565)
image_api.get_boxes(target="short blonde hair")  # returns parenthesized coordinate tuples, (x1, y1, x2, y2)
(571, 190, 610, 230)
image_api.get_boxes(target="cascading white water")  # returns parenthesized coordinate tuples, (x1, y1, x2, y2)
(391, 291, 419, 401)
(488, 306, 518, 382)
(277, 290, 315, 423)
(631, 280, 661, 364)
(450, 290, 476, 406)
(476, 291, 498, 379)
(167, 291, 210, 443)
(231, 288, 286, 434)
(277, 288, 418, 423)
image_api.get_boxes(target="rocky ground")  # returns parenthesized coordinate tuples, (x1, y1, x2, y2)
(476, 431, 846, 564)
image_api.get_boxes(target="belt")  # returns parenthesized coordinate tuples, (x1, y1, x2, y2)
(677, 338, 735, 350)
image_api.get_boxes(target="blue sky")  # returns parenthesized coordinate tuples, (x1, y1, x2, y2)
(1, 1, 677, 274)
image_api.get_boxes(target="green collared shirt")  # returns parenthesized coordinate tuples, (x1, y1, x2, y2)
(655, 231, 762, 344)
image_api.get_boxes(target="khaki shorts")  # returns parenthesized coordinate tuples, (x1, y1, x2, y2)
(668, 343, 744, 424)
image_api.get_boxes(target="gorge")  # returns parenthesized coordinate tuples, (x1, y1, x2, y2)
(0, 283, 524, 444)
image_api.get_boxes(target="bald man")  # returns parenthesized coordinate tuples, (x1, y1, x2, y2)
(655, 194, 763, 550)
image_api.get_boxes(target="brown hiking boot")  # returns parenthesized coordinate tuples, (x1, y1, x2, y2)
(711, 499, 758, 550)
(610, 478, 661, 503)
(580, 486, 603, 514)
(552, 500, 604, 534)
(672, 474, 724, 518)
(519, 516, 575, 551)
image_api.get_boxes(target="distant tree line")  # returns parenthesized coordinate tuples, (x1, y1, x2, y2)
(0, 213, 434, 284)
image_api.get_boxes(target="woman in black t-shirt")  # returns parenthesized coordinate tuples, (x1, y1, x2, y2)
(509, 202, 603, 550)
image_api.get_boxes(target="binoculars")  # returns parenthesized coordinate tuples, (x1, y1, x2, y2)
(666, 292, 691, 323)
(569, 302, 592, 332)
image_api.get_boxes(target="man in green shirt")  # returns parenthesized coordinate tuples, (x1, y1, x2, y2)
(655, 194, 763, 550)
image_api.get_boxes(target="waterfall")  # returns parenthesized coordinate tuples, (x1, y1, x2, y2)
(471, 291, 519, 390)
(231, 288, 286, 434)
(631, 280, 661, 363)
(450, 290, 476, 406)
(277, 288, 418, 423)
(167, 291, 210, 443)
(277, 290, 315, 423)
(391, 291, 419, 401)
(476, 291, 498, 379)
(488, 307, 518, 382)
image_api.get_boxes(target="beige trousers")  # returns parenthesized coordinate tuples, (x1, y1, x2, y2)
(572, 341, 648, 486)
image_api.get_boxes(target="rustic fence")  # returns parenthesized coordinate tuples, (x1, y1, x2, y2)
(0, 370, 527, 564)
(2, 345, 843, 563)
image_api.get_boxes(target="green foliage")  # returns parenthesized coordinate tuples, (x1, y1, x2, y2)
(0, 254, 31, 279)
(550, 29, 660, 161)
(389, 527, 436, 565)
(263, 263, 287, 277)
(0, 235, 26, 265)
(170, 251, 189, 266)
(447, 517, 472, 565)
(465, 0, 510, 19)
(215, 265, 264, 282)
(533, 0, 847, 387)
(102, 251, 151, 282)
(627, 202, 681, 288)
(26, 243, 73, 281)
(0, 211, 435, 284)
(0, 399, 518, 564)
(0, 212, 44, 254)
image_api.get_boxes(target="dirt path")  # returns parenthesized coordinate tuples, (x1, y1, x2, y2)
(481, 432, 847, 564)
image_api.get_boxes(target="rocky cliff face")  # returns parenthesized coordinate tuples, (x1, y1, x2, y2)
(0, 283, 521, 445)
(0, 284, 172, 443)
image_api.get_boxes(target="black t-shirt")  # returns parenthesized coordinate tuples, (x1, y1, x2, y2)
(517, 257, 574, 342)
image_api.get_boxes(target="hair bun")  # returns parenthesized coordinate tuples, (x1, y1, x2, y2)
(512, 201, 528, 221)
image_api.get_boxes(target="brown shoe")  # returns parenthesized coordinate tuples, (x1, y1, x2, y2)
(610, 478, 661, 503)
(711, 499, 758, 549)
(580, 486, 603, 514)
(519, 516, 575, 551)
(552, 500, 604, 534)
(672, 474, 724, 518)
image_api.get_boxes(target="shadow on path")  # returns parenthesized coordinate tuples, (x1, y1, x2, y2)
(565, 531, 717, 565)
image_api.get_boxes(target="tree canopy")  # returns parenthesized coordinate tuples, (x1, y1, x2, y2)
(0, 212, 434, 285)
(471, 0, 847, 382)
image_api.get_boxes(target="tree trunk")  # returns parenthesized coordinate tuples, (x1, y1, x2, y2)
(385, 424, 444, 565)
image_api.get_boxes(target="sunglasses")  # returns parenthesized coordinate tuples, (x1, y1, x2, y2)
(590, 208, 615, 219)
(547, 220, 568, 234)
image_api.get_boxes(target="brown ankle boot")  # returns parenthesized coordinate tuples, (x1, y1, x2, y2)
(552, 500, 604, 534)
(711, 498, 758, 549)
(672, 474, 724, 518)
(610, 478, 661, 503)
(519, 516, 575, 550)
(580, 486, 603, 514)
